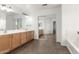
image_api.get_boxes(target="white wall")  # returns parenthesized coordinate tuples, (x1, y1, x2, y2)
(56, 6, 62, 42)
(62, 4, 79, 45)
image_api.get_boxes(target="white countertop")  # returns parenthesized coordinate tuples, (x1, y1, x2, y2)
(0, 29, 33, 35)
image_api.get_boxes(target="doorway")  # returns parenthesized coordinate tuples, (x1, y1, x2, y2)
(53, 21, 56, 35)
(38, 16, 54, 39)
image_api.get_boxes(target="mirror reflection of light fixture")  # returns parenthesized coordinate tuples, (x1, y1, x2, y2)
(22, 12, 29, 16)
(0, 4, 14, 12)
(22, 12, 29, 17)
(0, 4, 6, 11)
(42, 4, 48, 6)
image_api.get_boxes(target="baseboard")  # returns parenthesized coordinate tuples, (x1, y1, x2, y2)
(34, 39, 39, 40)
(56, 40, 62, 45)
(61, 40, 68, 46)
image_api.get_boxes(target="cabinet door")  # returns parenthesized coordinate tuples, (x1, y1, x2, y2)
(0, 35, 11, 53)
(21, 32, 27, 44)
(31, 31, 34, 39)
(12, 33, 21, 49)
(26, 31, 31, 42)
(27, 31, 34, 42)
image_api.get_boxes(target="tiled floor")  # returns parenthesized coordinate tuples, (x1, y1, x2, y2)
(9, 34, 70, 54)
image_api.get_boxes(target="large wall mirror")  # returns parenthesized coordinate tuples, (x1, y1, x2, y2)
(0, 11, 30, 32)
(6, 12, 30, 30)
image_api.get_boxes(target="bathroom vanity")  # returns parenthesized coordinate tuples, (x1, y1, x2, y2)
(0, 11, 35, 53)
(0, 30, 34, 53)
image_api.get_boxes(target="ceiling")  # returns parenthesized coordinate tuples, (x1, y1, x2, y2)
(1, 4, 60, 15)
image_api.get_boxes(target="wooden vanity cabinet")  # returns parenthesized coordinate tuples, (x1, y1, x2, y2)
(11, 33, 21, 49)
(27, 31, 34, 42)
(0, 31, 34, 53)
(0, 35, 12, 53)
(21, 31, 34, 44)
(20, 32, 27, 44)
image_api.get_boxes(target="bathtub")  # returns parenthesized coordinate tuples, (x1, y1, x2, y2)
(66, 40, 79, 54)
(62, 31, 79, 54)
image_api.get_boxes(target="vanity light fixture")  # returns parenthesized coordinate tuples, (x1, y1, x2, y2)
(0, 4, 6, 11)
(0, 4, 14, 12)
